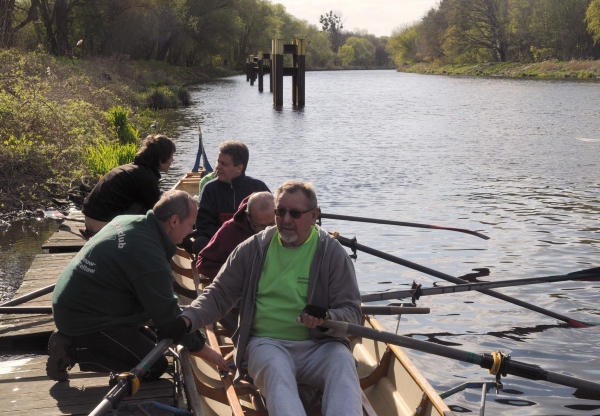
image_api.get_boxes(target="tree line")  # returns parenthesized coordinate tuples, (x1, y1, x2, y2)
(387, 0, 600, 66)
(0, 0, 392, 69)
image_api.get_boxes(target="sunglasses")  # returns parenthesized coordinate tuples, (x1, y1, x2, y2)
(274, 207, 315, 219)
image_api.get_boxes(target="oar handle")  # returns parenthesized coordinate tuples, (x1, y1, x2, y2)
(321, 320, 600, 393)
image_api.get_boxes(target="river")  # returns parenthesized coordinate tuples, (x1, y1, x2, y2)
(164, 70, 600, 415)
(1, 69, 599, 414)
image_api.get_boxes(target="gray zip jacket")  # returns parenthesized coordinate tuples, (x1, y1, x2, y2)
(181, 225, 362, 377)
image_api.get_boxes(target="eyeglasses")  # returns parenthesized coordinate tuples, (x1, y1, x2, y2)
(274, 207, 315, 219)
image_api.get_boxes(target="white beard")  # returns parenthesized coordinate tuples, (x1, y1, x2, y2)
(279, 232, 298, 244)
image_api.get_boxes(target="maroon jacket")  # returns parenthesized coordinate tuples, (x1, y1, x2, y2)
(196, 195, 254, 281)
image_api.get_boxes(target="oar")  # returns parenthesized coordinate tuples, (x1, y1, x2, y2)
(0, 306, 52, 314)
(0, 284, 55, 306)
(320, 319, 600, 394)
(89, 338, 173, 416)
(361, 267, 600, 303)
(361, 305, 430, 315)
(320, 212, 489, 240)
(334, 234, 593, 327)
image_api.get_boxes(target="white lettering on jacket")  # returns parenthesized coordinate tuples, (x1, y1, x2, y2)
(113, 222, 126, 249)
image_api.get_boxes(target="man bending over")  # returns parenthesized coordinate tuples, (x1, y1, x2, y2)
(48, 190, 227, 382)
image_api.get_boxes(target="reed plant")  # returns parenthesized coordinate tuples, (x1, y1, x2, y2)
(106, 106, 139, 144)
(84, 141, 139, 177)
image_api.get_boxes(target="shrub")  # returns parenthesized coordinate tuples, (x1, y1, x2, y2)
(84, 141, 138, 177)
(143, 86, 179, 109)
(176, 86, 191, 106)
(106, 106, 139, 145)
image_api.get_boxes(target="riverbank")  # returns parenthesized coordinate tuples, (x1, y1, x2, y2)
(0, 49, 238, 223)
(397, 60, 600, 79)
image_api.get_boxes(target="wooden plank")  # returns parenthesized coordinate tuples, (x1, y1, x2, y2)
(0, 253, 75, 343)
(0, 355, 180, 415)
(41, 212, 87, 253)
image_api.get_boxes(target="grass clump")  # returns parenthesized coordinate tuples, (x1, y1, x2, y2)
(106, 106, 139, 144)
(84, 141, 138, 177)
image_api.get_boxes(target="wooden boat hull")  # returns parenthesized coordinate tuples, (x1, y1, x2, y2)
(171, 171, 452, 416)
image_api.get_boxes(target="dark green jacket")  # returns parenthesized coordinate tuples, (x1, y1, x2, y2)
(52, 211, 204, 351)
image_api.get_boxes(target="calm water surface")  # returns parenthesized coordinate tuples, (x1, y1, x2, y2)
(163, 71, 600, 414)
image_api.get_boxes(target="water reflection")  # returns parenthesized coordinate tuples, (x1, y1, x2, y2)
(0, 219, 57, 303)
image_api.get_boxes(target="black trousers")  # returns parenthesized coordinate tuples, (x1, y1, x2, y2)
(67, 325, 168, 380)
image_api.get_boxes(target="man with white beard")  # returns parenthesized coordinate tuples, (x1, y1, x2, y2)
(158, 180, 363, 416)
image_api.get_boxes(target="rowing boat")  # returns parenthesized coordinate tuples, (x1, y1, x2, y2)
(169, 170, 453, 416)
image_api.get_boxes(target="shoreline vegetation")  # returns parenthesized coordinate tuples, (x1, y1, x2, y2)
(396, 60, 600, 79)
(0, 49, 237, 222)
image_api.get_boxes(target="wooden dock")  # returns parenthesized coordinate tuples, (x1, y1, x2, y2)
(0, 213, 188, 415)
(41, 212, 87, 254)
(0, 252, 72, 348)
(0, 354, 182, 415)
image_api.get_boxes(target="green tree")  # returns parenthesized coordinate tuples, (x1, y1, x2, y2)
(319, 10, 343, 52)
(444, 0, 509, 62)
(587, 0, 600, 44)
(337, 44, 354, 65)
(387, 23, 420, 65)
(345, 36, 375, 66)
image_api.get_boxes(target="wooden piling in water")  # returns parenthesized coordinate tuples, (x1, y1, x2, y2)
(292, 39, 306, 107)
(272, 39, 284, 106)
(245, 58, 250, 81)
(257, 52, 264, 92)
(249, 55, 255, 86)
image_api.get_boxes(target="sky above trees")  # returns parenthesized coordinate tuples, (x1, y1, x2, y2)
(274, 0, 439, 36)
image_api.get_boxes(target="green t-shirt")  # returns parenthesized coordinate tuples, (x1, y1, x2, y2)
(251, 227, 318, 341)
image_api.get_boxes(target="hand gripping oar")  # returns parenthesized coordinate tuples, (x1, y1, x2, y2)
(361, 267, 600, 303)
(320, 320, 600, 394)
(89, 338, 172, 416)
(334, 233, 592, 327)
(320, 212, 489, 240)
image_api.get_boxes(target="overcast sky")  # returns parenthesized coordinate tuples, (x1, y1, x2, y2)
(274, 0, 439, 37)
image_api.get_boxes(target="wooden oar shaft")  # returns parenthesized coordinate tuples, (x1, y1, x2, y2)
(0, 306, 52, 314)
(361, 267, 600, 303)
(0, 284, 55, 307)
(321, 213, 490, 240)
(321, 320, 600, 393)
(336, 234, 589, 327)
(361, 306, 430, 315)
(89, 338, 172, 416)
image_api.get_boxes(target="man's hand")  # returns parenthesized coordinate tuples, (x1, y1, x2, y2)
(191, 344, 229, 371)
(155, 316, 188, 345)
(296, 304, 329, 328)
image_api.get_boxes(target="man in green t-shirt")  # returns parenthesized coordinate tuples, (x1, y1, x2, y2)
(48, 190, 227, 382)
(160, 180, 363, 415)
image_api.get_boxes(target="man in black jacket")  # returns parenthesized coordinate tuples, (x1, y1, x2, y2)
(192, 141, 269, 254)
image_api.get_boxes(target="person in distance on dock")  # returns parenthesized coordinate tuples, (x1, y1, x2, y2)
(48, 190, 227, 382)
(196, 191, 275, 332)
(191, 140, 270, 254)
(160, 180, 363, 415)
(80, 134, 176, 238)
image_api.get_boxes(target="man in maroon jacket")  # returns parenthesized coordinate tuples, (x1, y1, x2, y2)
(197, 191, 274, 281)
(196, 191, 274, 332)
